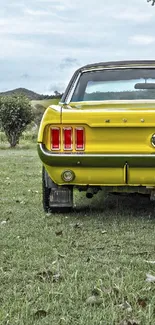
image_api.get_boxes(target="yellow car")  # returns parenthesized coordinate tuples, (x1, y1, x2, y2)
(38, 60, 155, 212)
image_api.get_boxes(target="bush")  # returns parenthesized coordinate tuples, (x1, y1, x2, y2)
(0, 95, 33, 147)
(21, 130, 37, 142)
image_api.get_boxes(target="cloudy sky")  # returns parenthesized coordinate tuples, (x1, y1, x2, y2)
(0, 0, 154, 94)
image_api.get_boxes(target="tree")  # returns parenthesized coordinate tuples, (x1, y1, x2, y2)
(0, 95, 33, 147)
(54, 90, 61, 97)
(147, 0, 155, 5)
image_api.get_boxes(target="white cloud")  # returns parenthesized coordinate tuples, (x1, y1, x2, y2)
(130, 35, 155, 45)
(0, 17, 66, 35)
(112, 10, 153, 23)
(24, 9, 51, 16)
(0, 38, 37, 59)
(0, 0, 155, 93)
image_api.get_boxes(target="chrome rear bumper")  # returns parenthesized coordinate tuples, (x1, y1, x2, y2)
(37, 143, 155, 168)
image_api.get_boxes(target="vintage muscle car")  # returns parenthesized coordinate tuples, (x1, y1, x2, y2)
(37, 60, 155, 212)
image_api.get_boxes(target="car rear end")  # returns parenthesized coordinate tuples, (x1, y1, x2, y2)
(38, 61, 155, 210)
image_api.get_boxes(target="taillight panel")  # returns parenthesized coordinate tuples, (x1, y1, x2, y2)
(50, 126, 85, 151)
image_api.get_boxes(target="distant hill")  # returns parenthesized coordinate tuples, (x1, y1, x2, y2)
(0, 88, 62, 101)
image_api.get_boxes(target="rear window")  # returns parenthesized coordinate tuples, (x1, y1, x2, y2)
(71, 68, 155, 102)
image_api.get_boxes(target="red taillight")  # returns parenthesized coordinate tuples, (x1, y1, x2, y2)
(75, 127, 85, 150)
(51, 127, 60, 150)
(63, 127, 72, 150)
(50, 126, 85, 151)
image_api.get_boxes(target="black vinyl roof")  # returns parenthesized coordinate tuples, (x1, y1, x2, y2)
(79, 60, 155, 72)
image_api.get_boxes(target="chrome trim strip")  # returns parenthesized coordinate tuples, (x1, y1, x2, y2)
(65, 72, 81, 104)
(151, 134, 155, 148)
(38, 143, 155, 159)
(40, 149, 155, 159)
(82, 66, 155, 73)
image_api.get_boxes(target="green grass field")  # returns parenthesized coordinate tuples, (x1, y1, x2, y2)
(1, 145, 155, 324)
(31, 98, 60, 109)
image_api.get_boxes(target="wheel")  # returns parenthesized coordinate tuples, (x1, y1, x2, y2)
(42, 166, 73, 213)
(42, 166, 51, 212)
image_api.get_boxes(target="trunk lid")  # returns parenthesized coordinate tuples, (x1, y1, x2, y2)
(61, 100, 155, 154)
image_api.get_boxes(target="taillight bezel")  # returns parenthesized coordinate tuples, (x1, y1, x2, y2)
(63, 127, 73, 151)
(75, 127, 85, 151)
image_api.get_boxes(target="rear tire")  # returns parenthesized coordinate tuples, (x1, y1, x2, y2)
(42, 166, 51, 212)
(42, 166, 73, 213)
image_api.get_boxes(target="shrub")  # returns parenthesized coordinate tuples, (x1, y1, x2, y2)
(0, 95, 33, 147)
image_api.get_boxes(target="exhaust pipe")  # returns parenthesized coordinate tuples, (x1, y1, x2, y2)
(86, 187, 94, 199)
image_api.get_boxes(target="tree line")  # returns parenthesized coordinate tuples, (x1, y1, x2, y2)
(84, 90, 155, 101)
